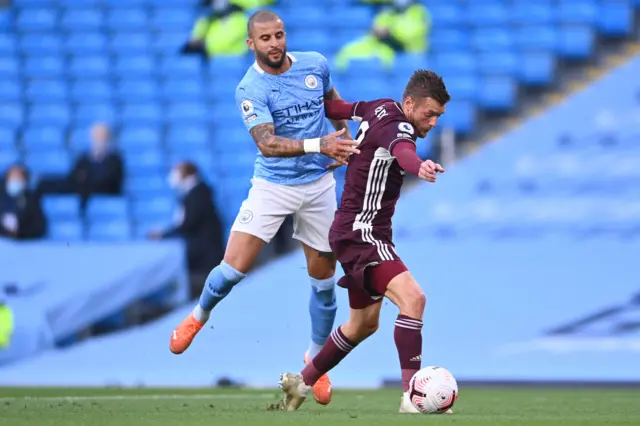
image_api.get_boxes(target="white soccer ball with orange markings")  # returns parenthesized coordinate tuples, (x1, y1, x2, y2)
(408, 366, 459, 414)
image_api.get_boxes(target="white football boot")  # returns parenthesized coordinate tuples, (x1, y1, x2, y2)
(399, 392, 454, 414)
(278, 373, 312, 412)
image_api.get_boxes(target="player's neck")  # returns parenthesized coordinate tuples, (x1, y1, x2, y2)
(256, 55, 292, 75)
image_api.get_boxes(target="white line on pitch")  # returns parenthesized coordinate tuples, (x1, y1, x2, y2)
(0, 393, 275, 402)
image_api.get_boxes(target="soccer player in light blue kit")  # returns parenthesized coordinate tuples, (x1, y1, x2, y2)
(169, 10, 360, 405)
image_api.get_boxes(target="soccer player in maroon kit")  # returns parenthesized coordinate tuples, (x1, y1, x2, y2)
(276, 70, 451, 413)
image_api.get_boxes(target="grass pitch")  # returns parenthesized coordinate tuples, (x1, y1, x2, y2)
(1, 387, 639, 425)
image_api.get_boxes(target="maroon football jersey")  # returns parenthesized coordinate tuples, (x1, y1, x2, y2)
(332, 99, 418, 235)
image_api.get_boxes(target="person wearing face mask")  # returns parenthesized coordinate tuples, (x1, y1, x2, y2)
(0, 165, 47, 240)
(37, 122, 124, 209)
(148, 162, 225, 299)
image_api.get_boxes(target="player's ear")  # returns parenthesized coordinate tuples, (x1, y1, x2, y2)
(246, 37, 255, 51)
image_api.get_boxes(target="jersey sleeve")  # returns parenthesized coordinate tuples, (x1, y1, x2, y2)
(374, 119, 417, 153)
(235, 84, 273, 132)
(317, 53, 334, 94)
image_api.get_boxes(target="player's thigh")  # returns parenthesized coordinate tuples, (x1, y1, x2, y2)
(384, 270, 426, 319)
(342, 302, 383, 344)
(224, 231, 265, 274)
(231, 178, 300, 244)
(292, 174, 337, 254)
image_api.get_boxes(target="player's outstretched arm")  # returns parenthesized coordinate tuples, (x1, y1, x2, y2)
(392, 142, 445, 182)
(250, 123, 361, 163)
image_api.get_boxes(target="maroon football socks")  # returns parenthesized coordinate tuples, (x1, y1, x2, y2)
(395, 314, 423, 392)
(302, 327, 356, 386)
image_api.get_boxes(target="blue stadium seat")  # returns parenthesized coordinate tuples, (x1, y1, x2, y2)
(432, 52, 475, 76)
(0, 127, 16, 150)
(160, 78, 204, 101)
(25, 151, 71, 175)
(69, 127, 92, 152)
(477, 52, 518, 76)
(70, 80, 113, 103)
(28, 103, 71, 126)
(68, 55, 110, 79)
(598, 1, 634, 37)
(514, 26, 559, 51)
(166, 150, 214, 173)
(429, 4, 464, 28)
(48, 219, 84, 242)
(208, 57, 252, 79)
(444, 75, 479, 101)
(86, 219, 132, 242)
(60, 9, 104, 31)
(120, 102, 163, 124)
(107, 8, 147, 31)
(20, 34, 62, 55)
(131, 196, 175, 221)
(166, 102, 208, 123)
(24, 56, 65, 78)
(478, 76, 518, 111)
(471, 29, 514, 52)
(0, 57, 19, 77)
(73, 103, 118, 127)
(151, 31, 184, 54)
(22, 126, 66, 151)
(557, 0, 598, 24)
(159, 56, 202, 78)
(0, 150, 18, 171)
(0, 81, 22, 101)
(0, 9, 12, 31)
(519, 52, 555, 86)
(26, 80, 68, 103)
(511, 3, 555, 25)
(86, 196, 129, 220)
(43, 195, 81, 220)
(0, 104, 23, 127)
(126, 175, 169, 198)
(150, 8, 194, 30)
(425, 29, 469, 51)
(558, 25, 595, 60)
(0, 33, 15, 54)
(114, 56, 155, 77)
(327, 6, 373, 30)
(64, 32, 109, 54)
(115, 79, 159, 102)
(110, 32, 150, 54)
(119, 126, 162, 151)
(438, 100, 476, 135)
(16, 9, 56, 31)
(279, 7, 326, 30)
(466, 3, 509, 26)
(125, 151, 166, 176)
(167, 125, 209, 150)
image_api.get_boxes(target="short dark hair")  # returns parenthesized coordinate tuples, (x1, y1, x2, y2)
(247, 10, 282, 37)
(402, 70, 450, 105)
(180, 161, 199, 178)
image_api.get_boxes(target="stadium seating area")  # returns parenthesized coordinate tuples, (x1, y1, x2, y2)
(0, 0, 638, 243)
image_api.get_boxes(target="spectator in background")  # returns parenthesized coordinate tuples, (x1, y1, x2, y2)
(336, 0, 430, 70)
(149, 162, 225, 299)
(38, 122, 124, 209)
(181, 0, 251, 59)
(0, 300, 13, 349)
(0, 165, 46, 240)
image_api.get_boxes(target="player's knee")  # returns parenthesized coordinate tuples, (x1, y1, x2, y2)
(402, 291, 426, 319)
(345, 317, 379, 342)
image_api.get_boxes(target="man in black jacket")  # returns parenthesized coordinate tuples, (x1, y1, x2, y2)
(149, 161, 225, 298)
(0, 165, 47, 240)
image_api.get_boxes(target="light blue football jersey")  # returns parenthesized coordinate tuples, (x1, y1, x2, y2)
(235, 51, 335, 185)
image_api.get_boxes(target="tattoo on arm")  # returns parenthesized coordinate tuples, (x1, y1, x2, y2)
(318, 251, 336, 262)
(250, 123, 305, 158)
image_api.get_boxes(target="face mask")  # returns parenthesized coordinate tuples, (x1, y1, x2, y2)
(168, 171, 182, 191)
(6, 180, 26, 197)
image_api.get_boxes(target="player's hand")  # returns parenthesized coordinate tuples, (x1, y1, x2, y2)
(320, 128, 360, 166)
(326, 161, 344, 170)
(418, 160, 445, 183)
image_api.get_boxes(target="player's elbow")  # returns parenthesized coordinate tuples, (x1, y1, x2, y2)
(257, 144, 275, 157)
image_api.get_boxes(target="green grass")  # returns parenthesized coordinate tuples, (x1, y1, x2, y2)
(1, 387, 639, 425)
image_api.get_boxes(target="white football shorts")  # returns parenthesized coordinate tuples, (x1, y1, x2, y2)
(230, 172, 337, 252)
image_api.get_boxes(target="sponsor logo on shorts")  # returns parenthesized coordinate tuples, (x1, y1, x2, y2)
(304, 74, 318, 89)
(238, 210, 253, 224)
(241, 99, 254, 116)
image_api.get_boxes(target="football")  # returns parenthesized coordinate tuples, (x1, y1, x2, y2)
(408, 366, 459, 414)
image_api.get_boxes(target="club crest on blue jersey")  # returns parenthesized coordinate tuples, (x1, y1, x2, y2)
(305, 75, 318, 89)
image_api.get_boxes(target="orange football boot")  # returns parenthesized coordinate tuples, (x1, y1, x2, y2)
(169, 314, 204, 354)
(304, 350, 332, 405)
